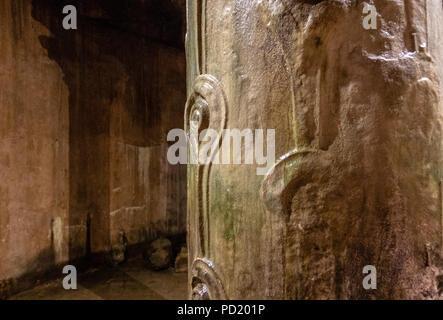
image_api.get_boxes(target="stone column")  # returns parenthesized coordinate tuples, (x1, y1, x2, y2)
(186, 0, 443, 299)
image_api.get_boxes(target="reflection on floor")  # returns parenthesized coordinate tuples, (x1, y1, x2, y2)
(9, 259, 188, 300)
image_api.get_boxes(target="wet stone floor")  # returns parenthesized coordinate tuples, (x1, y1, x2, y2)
(9, 259, 188, 300)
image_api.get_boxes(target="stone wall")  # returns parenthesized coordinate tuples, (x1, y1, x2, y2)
(0, 0, 70, 298)
(0, 0, 187, 298)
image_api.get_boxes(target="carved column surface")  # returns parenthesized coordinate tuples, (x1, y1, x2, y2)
(186, 0, 443, 300)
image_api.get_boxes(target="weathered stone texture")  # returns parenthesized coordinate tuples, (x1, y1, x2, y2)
(0, 0, 187, 298)
(187, 0, 443, 300)
(0, 0, 70, 286)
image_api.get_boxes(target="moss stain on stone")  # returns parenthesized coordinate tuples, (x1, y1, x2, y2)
(211, 175, 242, 242)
